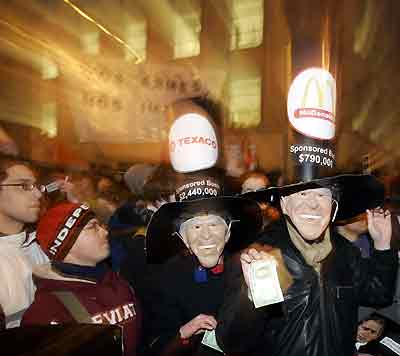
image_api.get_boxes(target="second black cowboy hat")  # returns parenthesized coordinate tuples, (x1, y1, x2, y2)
(242, 68, 384, 221)
(145, 171, 263, 264)
(242, 174, 384, 222)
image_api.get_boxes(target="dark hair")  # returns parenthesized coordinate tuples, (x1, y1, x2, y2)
(0, 157, 33, 185)
(329, 183, 341, 202)
(191, 96, 222, 129)
(142, 165, 177, 202)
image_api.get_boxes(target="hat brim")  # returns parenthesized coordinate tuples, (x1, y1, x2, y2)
(145, 196, 262, 264)
(241, 174, 384, 221)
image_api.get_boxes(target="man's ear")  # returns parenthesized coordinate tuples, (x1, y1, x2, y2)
(280, 196, 288, 215)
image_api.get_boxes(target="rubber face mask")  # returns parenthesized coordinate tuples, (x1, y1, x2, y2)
(281, 188, 332, 241)
(179, 214, 230, 268)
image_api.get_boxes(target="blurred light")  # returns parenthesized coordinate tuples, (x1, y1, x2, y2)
(369, 112, 397, 142)
(173, 2, 201, 59)
(41, 57, 59, 79)
(321, 17, 331, 71)
(63, 0, 143, 63)
(229, 0, 264, 51)
(41, 102, 57, 138)
(124, 22, 147, 62)
(81, 31, 100, 55)
(352, 86, 379, 132)
(353, 0, 380, 59)
(227, 77, 261, 128)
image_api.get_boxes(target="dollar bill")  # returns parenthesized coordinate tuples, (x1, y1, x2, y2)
(201, 329, 224, 353)
(249, 259, 284, 308)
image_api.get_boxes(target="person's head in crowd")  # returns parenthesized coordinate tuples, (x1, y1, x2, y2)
(92, 192, 119, 225)
(97, 176, 114, 194)
(240, 173, 280, 228)
(0, 158, 43, 234)
(335, 213, 368, 242)
(71, 173, 96, 203)
(267, 169, 286, 187)
(356, 315, 386, 344)
(142, 165, 177, 211)
(36, 203, 109, 266)
(241, 171, 270, 194)
(123, 163, 158, 199)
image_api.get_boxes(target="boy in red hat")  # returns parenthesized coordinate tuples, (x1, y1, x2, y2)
(21, 202, 142, 356)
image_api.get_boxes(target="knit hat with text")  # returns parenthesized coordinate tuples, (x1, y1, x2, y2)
(37, 203, 95, 261)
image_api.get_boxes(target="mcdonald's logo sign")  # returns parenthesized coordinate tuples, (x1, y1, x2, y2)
(287, 68, 336, 140)
(295, 74, 336, 123)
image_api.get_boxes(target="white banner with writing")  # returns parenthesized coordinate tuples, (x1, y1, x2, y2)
(63, 58, 226, 143)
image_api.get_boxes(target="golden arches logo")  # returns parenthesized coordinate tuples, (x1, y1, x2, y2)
(299, 75, 336, 118)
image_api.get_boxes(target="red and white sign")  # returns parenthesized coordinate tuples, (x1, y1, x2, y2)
(169, 113, 218, 173)
(287, 68, 336, 140)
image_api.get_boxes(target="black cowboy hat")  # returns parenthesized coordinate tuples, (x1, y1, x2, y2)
(145, 195, 262, 264)
(241, 174, 384, 222)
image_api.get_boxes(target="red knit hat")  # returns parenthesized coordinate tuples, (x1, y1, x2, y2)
(37, 203, 95, 261)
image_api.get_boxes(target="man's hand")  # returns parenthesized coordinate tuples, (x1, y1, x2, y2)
(241, 248, 274, 288)
(179, 314, 217, 339)
(57, 177, 80, 204)
(240, 246, 293, 293)
(367, 207, 392, 250)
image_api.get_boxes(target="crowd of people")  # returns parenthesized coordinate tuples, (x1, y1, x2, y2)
(0, 155, 398, 356)
(1, 74, 400, 356)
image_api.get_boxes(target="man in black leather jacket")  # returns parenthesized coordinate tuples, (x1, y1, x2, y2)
(215, 175, 398, 356)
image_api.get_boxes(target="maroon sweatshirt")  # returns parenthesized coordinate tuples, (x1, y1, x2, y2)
(22, 268, 141, 356)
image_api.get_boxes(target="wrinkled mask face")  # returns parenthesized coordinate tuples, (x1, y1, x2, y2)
(281, 187, 333, 241)
(180, 214, 230, 268)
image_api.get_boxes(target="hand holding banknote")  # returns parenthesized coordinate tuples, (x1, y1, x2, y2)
(179, 314, 217, 339)
(241, 247, 275, 288)
(241, 245, 293, 307)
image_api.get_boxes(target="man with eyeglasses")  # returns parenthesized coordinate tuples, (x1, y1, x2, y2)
(0, 159, 48, 329)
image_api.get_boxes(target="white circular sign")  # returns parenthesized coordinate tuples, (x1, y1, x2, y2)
(169, 113, 218, 173)
(287, 68, 336, 140)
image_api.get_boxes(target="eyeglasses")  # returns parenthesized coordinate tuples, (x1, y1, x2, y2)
(0, 182, 46, 193)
